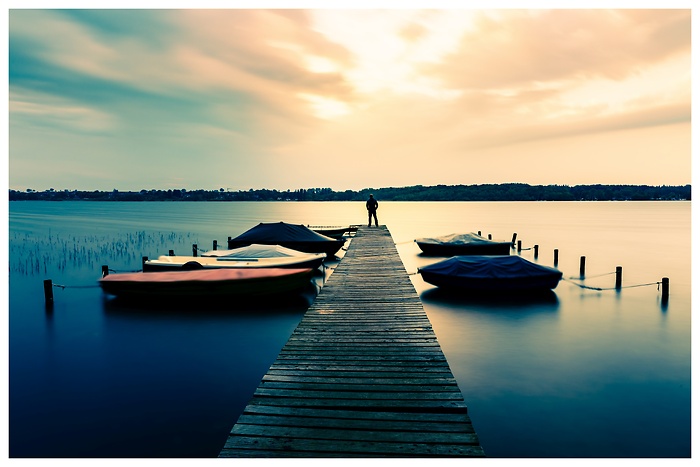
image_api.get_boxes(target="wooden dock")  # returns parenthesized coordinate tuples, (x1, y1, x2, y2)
(219, 226, 484, 457)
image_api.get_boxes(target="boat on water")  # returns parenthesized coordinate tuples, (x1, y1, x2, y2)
(143, 244, 326, 272)
(228, 222, 346, 257)
(308, 225, 360, 239)
(415, 232, 512, 256)
(99, 267, 315, 299)
(418, 255, 562, 293)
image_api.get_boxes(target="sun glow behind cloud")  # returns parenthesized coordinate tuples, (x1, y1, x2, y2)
(298, 93, 351, 119)
(310, 9, 476, 98)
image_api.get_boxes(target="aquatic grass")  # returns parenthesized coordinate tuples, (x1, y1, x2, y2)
(9, 230, 199, 278)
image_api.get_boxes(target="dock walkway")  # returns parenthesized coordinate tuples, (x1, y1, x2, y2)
(219, 225, 484, 457)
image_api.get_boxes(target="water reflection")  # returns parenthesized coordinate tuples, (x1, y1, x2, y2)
(420, 287, 560, 310)
(100, 282, 319, 317)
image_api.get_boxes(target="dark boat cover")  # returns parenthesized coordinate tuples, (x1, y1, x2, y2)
(227, 222, 345, 257)
(419, 255, 562, 292)
(415, 232, 511, 256)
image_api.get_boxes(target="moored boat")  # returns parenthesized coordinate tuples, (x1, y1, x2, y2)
(99, 267, 315, 299)
(143, 244, 326, 272)
(228, 222, 346, 257)
(415, 232, 512, 256)
(418, 255, 562, 293)
(308, 225, 360, 239)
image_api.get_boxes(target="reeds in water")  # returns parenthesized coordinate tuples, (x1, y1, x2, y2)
(9, 230, 197, 277)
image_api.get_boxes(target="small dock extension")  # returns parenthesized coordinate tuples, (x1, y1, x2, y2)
(219, 225, 484, 457)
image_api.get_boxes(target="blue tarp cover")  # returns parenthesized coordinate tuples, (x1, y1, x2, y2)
(421, 255, 561, 280)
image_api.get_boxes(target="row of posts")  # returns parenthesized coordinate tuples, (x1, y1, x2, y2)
(479, 230, 671, 296)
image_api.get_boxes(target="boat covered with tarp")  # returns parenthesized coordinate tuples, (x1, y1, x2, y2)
(100, 267, 315, 299)
(418, 255, 562, 292)
(143, 244, 326, 272)
(227, 222, 346, 257)
(415, 232, 512, 256)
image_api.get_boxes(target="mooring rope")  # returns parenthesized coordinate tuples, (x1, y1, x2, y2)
(52, 283, 100, 289)
(562, 277, 661, 291)
(568, 271, 616, 280)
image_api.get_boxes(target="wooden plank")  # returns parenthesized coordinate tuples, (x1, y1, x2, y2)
(252, 388, 465, 400)
(257, 382, 459, 392)
(240, 404, 474, 423)
(219, 226, 483, 457)
(245, 397, 469, 412)
(233, 413, 476, 433)
(261, 375, 457, 385)
(229, 424, 480, 444)
(220, 435, 485, 457)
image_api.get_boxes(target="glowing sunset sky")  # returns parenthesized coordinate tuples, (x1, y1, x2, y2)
(6, 3, 693, 191)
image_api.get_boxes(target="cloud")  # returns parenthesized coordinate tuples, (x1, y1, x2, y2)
(424, 9, 690, 89)
(7, 8, 691, 191)
(9, 9, 361, 189)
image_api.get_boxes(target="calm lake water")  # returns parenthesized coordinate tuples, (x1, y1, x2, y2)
(7, 201, 692, 458)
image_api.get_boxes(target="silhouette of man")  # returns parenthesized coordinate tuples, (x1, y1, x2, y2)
(366, 194, 378, 227)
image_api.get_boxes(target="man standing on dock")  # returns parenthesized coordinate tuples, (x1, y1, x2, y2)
(366, 194, 378, 227)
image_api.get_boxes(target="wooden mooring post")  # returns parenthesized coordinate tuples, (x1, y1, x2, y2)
(193, 244, 198, 257)
(661, 277, 670, 299)
(43, 279, 54, 306)
(615, 266, 623, 290)
(553, 249, 559, 267)
(579, 256, 586, 278)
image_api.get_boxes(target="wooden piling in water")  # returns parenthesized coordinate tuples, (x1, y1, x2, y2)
(553, 249, 559, 267)
(101, 265, 109, 277)
(511, 233, 517, 247)
(193, 244, 198, 257)
(661, 277, 669, 299)
(579, 256, 586, 278)
(534, 245, 539, 259)
(615, 267, 622, 290)
(43, 279, 54, 306)
(213, 240, 218, 251)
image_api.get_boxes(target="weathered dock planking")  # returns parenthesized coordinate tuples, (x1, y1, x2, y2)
(219, 225, 484, 457)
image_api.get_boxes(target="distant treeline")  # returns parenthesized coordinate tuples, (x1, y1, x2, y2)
(8, 184, 691, 202)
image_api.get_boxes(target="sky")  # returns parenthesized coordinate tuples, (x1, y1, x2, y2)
(4, 2, 694, 192)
